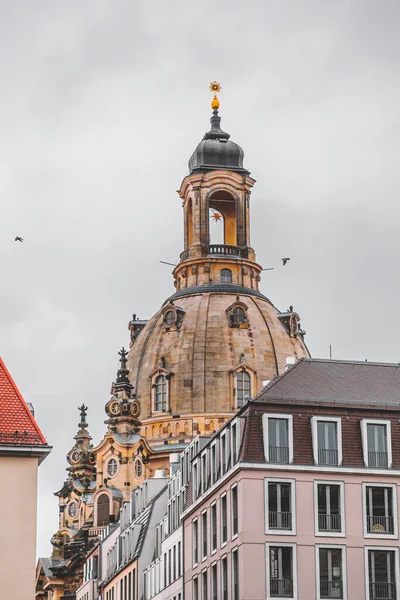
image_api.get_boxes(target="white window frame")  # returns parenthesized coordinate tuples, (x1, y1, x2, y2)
(220, 492, 228, 547)
(201, 509, 208, 561)
(364, 546, 400, 600)
(210, 441, 219, 485)
(231, 483, 239, 540)
(192, 518, 198, 567)
(262, 413, 294, 464)
(315, 544, 347, 600)
(211, 561, 218, 600)
(210, 501, 217, 555)
(362, 482, 398, 539)
(265, 478, 296, 535)
(231, 419, 239, 465)
(361, 419, 392, 468)
(311, 417, 342, 466)
(193, 576, 199, 600)
(265, 542, 298, 600)
(313, 480, 345, 537)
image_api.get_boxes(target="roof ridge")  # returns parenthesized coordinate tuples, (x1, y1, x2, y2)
(0, 356, 47, 444)
(303, 358, 400, 367)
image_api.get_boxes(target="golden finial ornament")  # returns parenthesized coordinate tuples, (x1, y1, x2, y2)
(210, 81, 221, 110)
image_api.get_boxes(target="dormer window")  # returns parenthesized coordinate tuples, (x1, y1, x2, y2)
(231, 306, 245, 325)
(221, 269, 232, 283)
(361, 419, 392, 468)
(227, 301, 249, 328)
(155, 375, 167, 411)
(164, 310, 176, 326)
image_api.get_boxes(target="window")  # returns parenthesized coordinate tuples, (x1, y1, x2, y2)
(211, 563, 218, 600)
(262, 414, 293, 464)
(68, 501, 78, 518)
(97, 493, 110, 527)
(107, 458, 118, 477)
(193, 519, 198, 566)
(367, 549, 398, 600)
(178, 541, 181, 577)
(231, 306, 246, 325)
(232, 422, 238, 464)
(168, 548, 172, 585)
(361, 420, 392, 468)
(202, 511, 208, 559)
(154, 375, 167, 412)
(317, 546, 346, 600)
(221, 269, 232, 283)
(164, 553, 167, 588)
(221, 557, 228, 600)
(236, 371, 251, 408)
(193, 577, 199, 600)
(363, 484, 397, 538)
(315, 482, 344, 536)
(266, 479, 296, 534)
(202, 571, 208, 600)
(221, 435, 227, 475)
(211, 503, 217, 552)
(311, 418, 342, 466)
(267, 544, 296, 599)
(231, 485, 238, 537)
(164, 310, 176, 326)
(134, 458, 143, 478)
(221, 494, 228, 545)
(232, 549, 239, 600)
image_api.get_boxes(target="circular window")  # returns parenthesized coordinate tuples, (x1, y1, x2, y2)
(68, 501, 78, 518)
(107, 458, 118, 478)
(134, 458, 143, 478)
(164, 310, 176, 326)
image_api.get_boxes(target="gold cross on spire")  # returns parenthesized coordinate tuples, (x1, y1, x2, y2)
(210, 81, 221, 110)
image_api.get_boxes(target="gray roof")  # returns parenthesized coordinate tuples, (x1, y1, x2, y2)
(39, 557, 67, 578)
(256, 358, 400, 409)
(113, 433, 140, 446)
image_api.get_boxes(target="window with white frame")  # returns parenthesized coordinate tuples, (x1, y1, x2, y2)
(211, 563, 218, 600)
(202, 510, 208, 559)
(262, 414, 293, 465)
(221, 556, 228, 600)
(366, 548, 399, 600)
(361, 420, 392, 469)
(232, 422, 238, 464)
(363, 484, 398, 538)
(231, 484, 238, 537)
(314, 482, 345, 536)
(202, 570, 208, 600)
(211, 502, 217, 552)
(193, 576, 199, 600)
(232, 549, 239, 600)
(221, 494, 228, 545)
(311, 417, 342, 466)
(192, 519, 198, 566)
(265, 479, 296, 534)
(316, 546, 346, 600)
(266, 543, 297, 599)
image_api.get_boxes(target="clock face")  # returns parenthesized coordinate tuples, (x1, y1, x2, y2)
(70, 450, 81, 464)
(130, 400, 141, 418)
(110, 401, 121, 416)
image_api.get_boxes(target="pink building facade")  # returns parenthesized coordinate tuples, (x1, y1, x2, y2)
(183, 359, 400, 600)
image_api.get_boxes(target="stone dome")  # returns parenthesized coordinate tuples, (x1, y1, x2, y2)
(188, 110, 249, 175)
(127, 285, 309, 423)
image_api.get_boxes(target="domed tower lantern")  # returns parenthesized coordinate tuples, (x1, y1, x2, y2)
(174, 82, 260, 292)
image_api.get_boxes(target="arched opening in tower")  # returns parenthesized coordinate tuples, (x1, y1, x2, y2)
(208, 190, 237, 246)
(186, 198, 193, 248)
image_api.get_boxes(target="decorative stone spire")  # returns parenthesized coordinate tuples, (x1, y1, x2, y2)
(66, 406, 96, 479)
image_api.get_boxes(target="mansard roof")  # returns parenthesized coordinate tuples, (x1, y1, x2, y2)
(0, 357, 47, 445)
(255, 357, 400, 408)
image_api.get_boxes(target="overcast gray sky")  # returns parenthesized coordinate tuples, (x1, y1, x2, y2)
(1, 1, 400, 557)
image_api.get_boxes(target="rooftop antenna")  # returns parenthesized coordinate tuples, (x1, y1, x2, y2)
(262, 268, 274, 271)
(159, 261, 177, 267)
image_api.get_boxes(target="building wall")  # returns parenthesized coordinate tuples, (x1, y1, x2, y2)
(0, 456, 39, 600)
(184, 467, 400, 600)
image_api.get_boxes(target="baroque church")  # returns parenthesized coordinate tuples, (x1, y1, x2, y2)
(36, 84, 309, 599)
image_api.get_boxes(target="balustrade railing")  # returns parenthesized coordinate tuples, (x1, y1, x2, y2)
(369, 581, 396, 599)
(318, 513, 341, 532)
(269, 511, 292, 530)
(269, 445, 289, 464)
(368, 451, 388, 468)
(270, 579, 293, 597)
(318, 448, 339, 466)
(320, 580, 343, 598)
(208, 244, 241, 256)
(367, 515, 394, 534)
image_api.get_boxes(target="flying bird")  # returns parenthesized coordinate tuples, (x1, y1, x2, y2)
(15, 236, 24, 242)
(282, 257, 290, 266)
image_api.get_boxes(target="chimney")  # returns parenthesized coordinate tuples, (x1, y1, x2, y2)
(285, 357, 296, 371)
(153, 469, 166, 479)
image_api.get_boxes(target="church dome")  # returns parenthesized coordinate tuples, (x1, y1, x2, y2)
(188, 110, 248, 175)
(127, 285, 308, 436)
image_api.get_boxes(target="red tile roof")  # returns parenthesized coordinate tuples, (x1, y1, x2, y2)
(0, 357, 47, 445)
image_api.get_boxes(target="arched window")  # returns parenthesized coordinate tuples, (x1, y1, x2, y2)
(236, 371, 251, 408)
(155, 375, 167, 411)
(221, 269, 232, 283)
(97, 494, 110, 527)
(164, 310, 176, 326)
(231, 306, 246, 325)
